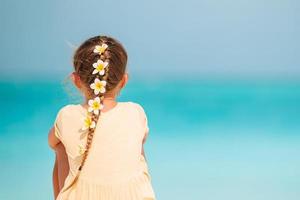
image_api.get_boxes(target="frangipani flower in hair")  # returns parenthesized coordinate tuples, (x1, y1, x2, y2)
(88, 96, 104, 115)
(93, 43, 108, 55)
(90, 78, 107, 95)
(82, 115, 96, 131)
(78, 144, 86, 155)
(92, 59, 108, 75)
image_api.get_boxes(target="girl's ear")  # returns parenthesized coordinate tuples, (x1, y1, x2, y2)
(71, 72, 82, 89)
(120, 73, 129, 89)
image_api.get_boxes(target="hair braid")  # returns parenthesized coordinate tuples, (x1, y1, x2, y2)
(78, 55, 109, 171)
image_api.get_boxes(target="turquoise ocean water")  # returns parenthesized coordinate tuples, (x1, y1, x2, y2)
(0, 79, 299, 200)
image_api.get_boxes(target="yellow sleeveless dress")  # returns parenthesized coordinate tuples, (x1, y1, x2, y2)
(54, 102, 156, 200)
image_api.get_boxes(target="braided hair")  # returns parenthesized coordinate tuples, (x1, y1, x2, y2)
(61, 35, 127, 192)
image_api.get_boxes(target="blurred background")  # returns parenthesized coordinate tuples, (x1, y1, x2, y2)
(0, 0, 299, 199)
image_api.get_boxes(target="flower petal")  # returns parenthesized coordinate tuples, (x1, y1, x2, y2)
(93, 45, 100, 53)
(94, 78, 100, 83)
(90, 121, 96, 129)
(100, 88, 106, 93)
(92, 62, 98, 68)
(78, 144, 86, 155)
(90, 83, 95, 89)
(88, 99, 94, 106)
(102, 44, 108, 49)
(99, 103, 104, 110)
(88, 107, 93, 112)
(94, 89, 100, 95)
(103, 62, 109, 67)
(92, 69, 98, 74)
(95, 97, 100, 102)
(99, 70, 105, 75)
(101, 80, 107, 86)
(97, 59, 104, 65)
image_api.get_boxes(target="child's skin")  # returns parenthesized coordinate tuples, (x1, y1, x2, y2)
(49, 125, 70, 199)
(52, 142, 69, 197)
(48, 72, 148, 197)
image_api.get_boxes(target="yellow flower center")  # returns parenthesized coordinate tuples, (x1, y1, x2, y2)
(97, 46, 106, 54)
(84, 117, 92, 127)
(95, 82, 103, 90)
(96, 63, 104, 71)
(79, 146, 86, 154)
(92, 101, 100, 110)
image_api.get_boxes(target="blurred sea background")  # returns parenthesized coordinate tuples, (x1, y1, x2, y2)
(0, 0, 299, 200)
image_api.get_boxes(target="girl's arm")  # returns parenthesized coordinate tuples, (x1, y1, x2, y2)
(55, 143, 70, 190)
(48, 126, 69, 198)
(49, 127, 61, 199)
(51, 143, 70, 198)
(53, 155, 60, 199)
(48, 126, 60, 149)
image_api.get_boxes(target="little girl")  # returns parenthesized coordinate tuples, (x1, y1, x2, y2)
(48, 35, 156, 200)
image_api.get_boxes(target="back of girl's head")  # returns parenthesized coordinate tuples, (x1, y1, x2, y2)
(73, 35, 128, 98)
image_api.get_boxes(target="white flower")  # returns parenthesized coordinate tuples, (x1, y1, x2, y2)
(93, 43, 108, 55)
(92, 59, 108, 75)
(90, 78, 106, 95)
(88, 96, 104, 115)
(78, 144, 86, 155)
(82, 115, 96, 131)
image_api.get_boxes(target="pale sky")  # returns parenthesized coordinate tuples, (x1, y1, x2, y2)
(0, 0, 299, 80)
